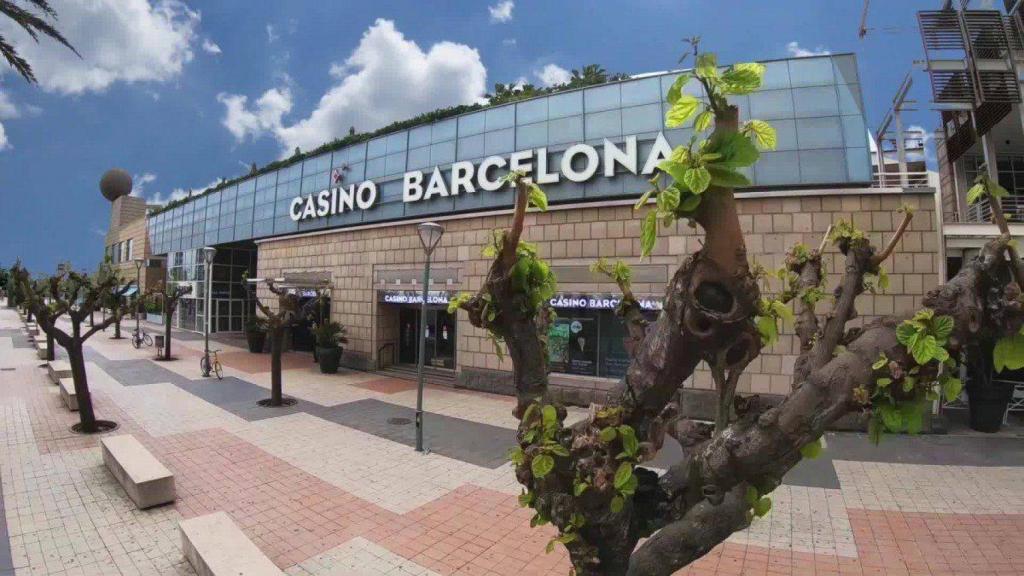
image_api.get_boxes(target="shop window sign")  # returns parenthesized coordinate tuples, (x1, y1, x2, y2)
(381, 290, 451, 305)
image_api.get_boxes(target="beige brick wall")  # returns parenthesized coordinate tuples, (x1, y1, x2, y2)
(257, 189, 940, 397)
(104, 210, 162, 293)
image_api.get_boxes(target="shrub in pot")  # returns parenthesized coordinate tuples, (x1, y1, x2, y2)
(315, 321, 348, 374)
(245, 316, 268, 353)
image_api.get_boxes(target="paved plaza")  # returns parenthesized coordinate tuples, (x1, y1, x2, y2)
(1, 308, 1024, 575)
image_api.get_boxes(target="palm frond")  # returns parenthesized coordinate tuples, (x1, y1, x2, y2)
(0, 34, 35, 83)
(0, 0, 79, 84)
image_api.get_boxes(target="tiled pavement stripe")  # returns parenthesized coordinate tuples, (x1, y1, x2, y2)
(0, 469, 12, 576)
(0, 330, 32, 351)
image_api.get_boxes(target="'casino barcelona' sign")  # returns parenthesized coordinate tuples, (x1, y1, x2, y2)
(289, 133, 674, 222)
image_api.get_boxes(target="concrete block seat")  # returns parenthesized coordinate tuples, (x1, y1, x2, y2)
(59, 378, 78, 411)
(100, 435, 175, 509)
(36, 341, 48, 360)
(180, 512, 281, 576)
(47, 360, 71, 384)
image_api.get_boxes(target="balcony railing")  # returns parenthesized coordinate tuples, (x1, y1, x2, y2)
(965, 194, 1024, 222)
(871, 171, 934, 189)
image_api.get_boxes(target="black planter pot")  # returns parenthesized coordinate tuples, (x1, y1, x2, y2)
(967, 382, 1013, 433)
(246, 332, 266, 354)
(317, 346, 342, 374)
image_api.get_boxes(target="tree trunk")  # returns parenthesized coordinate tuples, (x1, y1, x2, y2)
(113, 309, 122, 339)
(46, 332, 54, 362)
(270, 327, 283, 405)
(68, 326, 98, 433)
(164, 310, 173, 359)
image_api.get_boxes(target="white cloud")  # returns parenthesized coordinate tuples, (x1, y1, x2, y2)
(535, 63, 571, 87)
(786, 41, 831, 58)
(202, 38, 222, 55)
(0, 0, 199, 95)
(0, 90, 18, 119)
(502, 38, 517, 47)
(488, 1, 514, 23)
(905, 125, 936, 164)
(0, 121, 8, 151)
(147, 178, 219, 206)
(217, 87, 293, 142)
(266, 23, 279, 43)
(218, 19, 487, 155)
(130, 172, 157, 197)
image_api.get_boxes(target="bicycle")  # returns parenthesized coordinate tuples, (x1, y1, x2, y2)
(200, 349, 223, 380)
(131, 328, 153, 349)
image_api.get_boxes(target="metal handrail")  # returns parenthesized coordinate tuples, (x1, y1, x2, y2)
(871, 171, 933, 188)
(965, 195, 1024, 223)
(377, 341, 396, 369)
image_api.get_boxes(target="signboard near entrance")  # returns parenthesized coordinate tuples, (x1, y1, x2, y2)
(380, 290, 451, 305)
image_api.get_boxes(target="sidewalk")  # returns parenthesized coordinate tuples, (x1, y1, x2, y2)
(2, 305, 1024, 575)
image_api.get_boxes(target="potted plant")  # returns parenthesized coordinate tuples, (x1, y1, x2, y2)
(245, 316, 268, 354)
(314, 320, 348, 374)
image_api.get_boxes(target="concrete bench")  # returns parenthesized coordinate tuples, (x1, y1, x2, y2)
(47, 360, 71, 384)
(100, 435, 175, 510)
(180, 512, 281, 576)
(59, 378, 78, 411)
(36, 341, 48, 360)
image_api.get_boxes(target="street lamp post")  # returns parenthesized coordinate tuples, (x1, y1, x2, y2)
(201, 247, 217, 376)
(415, 222, 444, 453)
(133, 258, 145, 339)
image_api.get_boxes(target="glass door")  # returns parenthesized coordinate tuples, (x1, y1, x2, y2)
(396, 307, 456, 369)
(398, 308, 420, 364)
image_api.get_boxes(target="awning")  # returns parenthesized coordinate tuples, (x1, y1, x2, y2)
(122, 286, 138, 297)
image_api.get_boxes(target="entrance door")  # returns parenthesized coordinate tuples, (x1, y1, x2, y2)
(396, 307, 456, 369)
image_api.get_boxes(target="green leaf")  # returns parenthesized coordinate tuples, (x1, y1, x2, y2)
(706, 164, 751, 188)
(910, 334, 939, 365)
(756, 315, 778, 347)
(991, 181, 1010, 199)
(657, 186, 680, 212)
(683, 166, 711, 195)
(993, 334, 1024, 372)
(942, 375, 963, 403)
(542, 404, 558, 430)
(640, 210, 658, 258)
(531, 454, 554, 478)
(679, 194, 701, 212)
(745, 120, 777, 150)
(868, 413, 883, 445)
(546, 443, 570, 457)
(618, 425, 639, 457)
(770, 300, 795, 324)
(633, 188, 655, 211)
(527, 183, 548, 211)
(896, 322, 921, 349)
(610, 495, 625, 513)
(966, 183, 986, 205)
(509, 446, 525, 465)
(658, 160, 688, 185)
(876, 377, 892, 388)
(902, 402, 924, 434)
(744, 486, 759, 506)
(695, 52, 718, 80)
(800, 437, 823, 459)
(694, 110, 713, 132)
(599, 427, 617, 443)
(933, 315, 954, 342)
(665, 94, 700, 128)
(545, 539, 556, 554)
(574, 481, 589, 496)
(721, 62, 766, 95)
(879, 405, 903, 432)
(666, 74, 692, 106)
(752, 496, 772, 517)
(707, 132, 760, 168)
(872, 354, 888, 371)
(618, 473, 638, 496)
(614, 462, 634, 490)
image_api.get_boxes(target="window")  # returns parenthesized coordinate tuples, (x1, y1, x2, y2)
(547, 309, 658, 378)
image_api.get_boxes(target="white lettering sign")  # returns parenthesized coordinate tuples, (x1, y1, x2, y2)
(290, 133, 672, 222)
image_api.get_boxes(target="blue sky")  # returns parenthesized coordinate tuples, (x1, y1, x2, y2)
(0, 0, 942, 271)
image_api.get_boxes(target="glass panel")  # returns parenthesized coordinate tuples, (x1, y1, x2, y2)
(386, 132, 407, 153)
(749, 90, 794, 119)
(796, 116, 844, 149)
(516, 98, 547, 125)
(484, 127, 515, 155)
(846, 147, 871, 182)
(620, 103, 662, 134)
(792, 86, 838, 118)
(836, 83, 864, 115)
(367, 136, 387, 158)
(584, 84, 620, 112)
(409, 126, 431, 148)
(432, 118, 457, 142)
(458, 111, 486, 136)
(407, 146, 431, 170)
(772, 119, 798, 151)
(832, 54, 860, 85)
(516, 122, 548, 149)
(841, 115, 868, 148)
(547, 311, 598, 376)
(457, 133, 485, 160)
(430, 140, 456, 165)
(548, 91, 583, 119)
(621, 77, 660, 107)
(485, 105, 515, 131)
(799, 149, 846, 184)
(548, 116, 583, 144)
(788, 56, 835, 87)
(755, 151, 801, 186)
(586, 109, 621, 139)
(365, 156, 387, 178)
(385, 151, 407, 175)
(761, 60, 791, 90)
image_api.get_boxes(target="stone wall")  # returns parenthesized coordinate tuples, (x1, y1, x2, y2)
(256, 189, 940, 412)
(104, 207, 162, 294)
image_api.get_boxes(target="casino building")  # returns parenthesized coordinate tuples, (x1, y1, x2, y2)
(107, 53, 942, 410)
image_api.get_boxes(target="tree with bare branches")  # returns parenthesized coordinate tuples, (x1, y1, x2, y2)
(449, 45, 1023, 575)
(250, 278, 323, 406)
(14, 265, 134, 433)
(146, 280, 192, 360)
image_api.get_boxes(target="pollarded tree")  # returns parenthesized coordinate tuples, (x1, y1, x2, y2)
(450, 45, 1023, 575)
(97, 260, 126, 340)
(146, 280, 192, 360)
(14, 265, 134, 433)
(250, 278, 323, 406)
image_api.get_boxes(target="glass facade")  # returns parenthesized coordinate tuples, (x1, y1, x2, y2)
(547, 309, 659, 379)
(148, 54, 870, 255)
(166, 246, 256, 333)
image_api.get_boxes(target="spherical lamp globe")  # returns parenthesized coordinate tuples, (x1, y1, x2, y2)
(99, 169, 133, 202)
